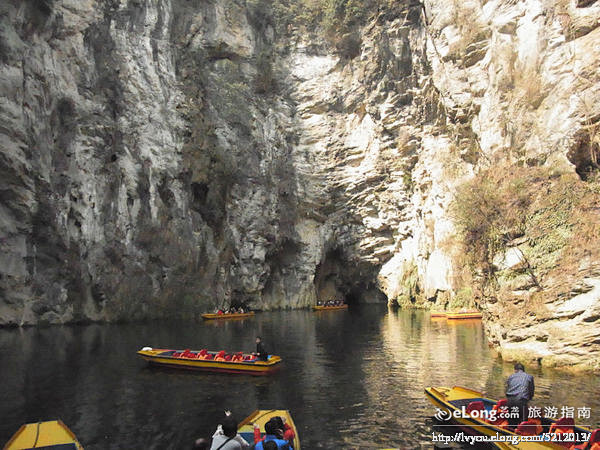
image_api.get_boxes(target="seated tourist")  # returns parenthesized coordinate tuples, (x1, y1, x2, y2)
(252, 418, 291, 449)
(211, 412, 249, 450)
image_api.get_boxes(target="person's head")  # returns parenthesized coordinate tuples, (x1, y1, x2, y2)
(221, 416, 237, 438)
(270, 416, 284, 430)
(193, 438, 209, 449)
(263, 441, 278, 450)
(256, 336, 262, 344)
(264, 418, 277, 436)
(514, 362, 525, 372)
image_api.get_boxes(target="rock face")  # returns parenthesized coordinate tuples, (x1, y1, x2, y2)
(0, 0, 599, 369)
(418, 0, 600, 371)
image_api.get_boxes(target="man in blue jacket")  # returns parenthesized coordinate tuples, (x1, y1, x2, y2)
(253, 419, 291, 449)
(505, 362, 535, 428)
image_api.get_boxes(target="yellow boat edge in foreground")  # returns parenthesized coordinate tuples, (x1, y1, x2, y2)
(238, 409, 300, 450)
(4, 420, 84, 450)
(425, 386, 595, 450)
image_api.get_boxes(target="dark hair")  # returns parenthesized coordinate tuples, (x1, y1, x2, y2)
(263, 441, 278, 450)
(222, 416, 237, 438)
(256, 336, 262, 340)
(270, 416, 284, 429)
(514, 362, 525, 371)
(264, 418, 277, 435)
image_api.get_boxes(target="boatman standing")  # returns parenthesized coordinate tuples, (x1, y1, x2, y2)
(505, 362, 535, 428)
(254, 336, 268, 361)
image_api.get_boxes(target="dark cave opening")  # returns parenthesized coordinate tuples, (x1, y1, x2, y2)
(567, 119, 600, 181)
(314, 247, 387, 305)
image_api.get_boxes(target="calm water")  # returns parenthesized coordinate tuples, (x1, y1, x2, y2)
(1, 306, 599, 449)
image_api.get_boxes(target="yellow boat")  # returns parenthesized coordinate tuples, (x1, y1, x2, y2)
(137, 347, 281, 375)
(312, 304, 348, 311)
(445, 311, 482, 320)
(430, 311, 447, 318)
(201, 312, 255, 320)
(238, 410, 300, 449)
(425, 386, 597, 450)
(4, 420, 83, 449)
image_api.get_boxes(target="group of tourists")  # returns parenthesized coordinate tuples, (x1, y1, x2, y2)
(171, 337, 268, 363)
(194, 410, 295, 450)
(189, 339, 537, 448)
(316, 299, 345, 306)
(216, 306, 248, 315)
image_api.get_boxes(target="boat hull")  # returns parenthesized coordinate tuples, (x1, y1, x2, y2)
(238, 410, 300, 450)
(425, 386, 592, 450)
(312, 305, 348, 311)
(201, 312, 255, 320)
(445, 312, 482, 319)
(4, 420, 83, 449)
(137, 349, 281, 375)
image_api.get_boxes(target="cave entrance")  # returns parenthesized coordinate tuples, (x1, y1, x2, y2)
(567, 118, 600, 180)
(314, 247, 387, 305)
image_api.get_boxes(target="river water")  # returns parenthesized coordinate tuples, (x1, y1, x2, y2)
(1, 306, 599, 449)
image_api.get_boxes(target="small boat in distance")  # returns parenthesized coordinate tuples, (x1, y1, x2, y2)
(238, 410, 301, 450)
(4, 420, 84, 449)
(313, 304, 348, 311)
(425, 386, 598, 450)
(137, 347, 281, 375)
(445, 311, 482, 319)
(201, 311, 255, 320)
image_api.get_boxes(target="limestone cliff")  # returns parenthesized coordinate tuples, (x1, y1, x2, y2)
(0, 0, 599, 369)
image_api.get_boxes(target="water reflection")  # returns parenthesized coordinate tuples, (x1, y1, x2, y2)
(0, 308, 598, 449)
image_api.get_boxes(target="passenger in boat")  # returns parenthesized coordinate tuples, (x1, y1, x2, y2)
(271, 416, 295, 443)
(211, 412, 250, 450)
(505, 362, 535, 428)
(253, 417, 295, 446)
(253, 418, 291, 449)
(254, 336, 268, 361)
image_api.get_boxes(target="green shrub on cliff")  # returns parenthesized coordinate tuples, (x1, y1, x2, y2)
(452, 166, 600, 297)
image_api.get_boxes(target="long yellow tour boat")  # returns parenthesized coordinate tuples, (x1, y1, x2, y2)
(4, 420, 84, 449)
(137, 347, 281, 375)
(238, 410, 301, 450)
(201, 311, 255, 320)
(445, 311, 482, 320)
(312, 304, 348, 311)
(425, 386, 599, 450)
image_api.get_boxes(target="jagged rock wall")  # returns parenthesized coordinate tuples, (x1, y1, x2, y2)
(400, 0, 600, 370)
(0, 0, 599, 370)
(0, 0, 304, 324)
